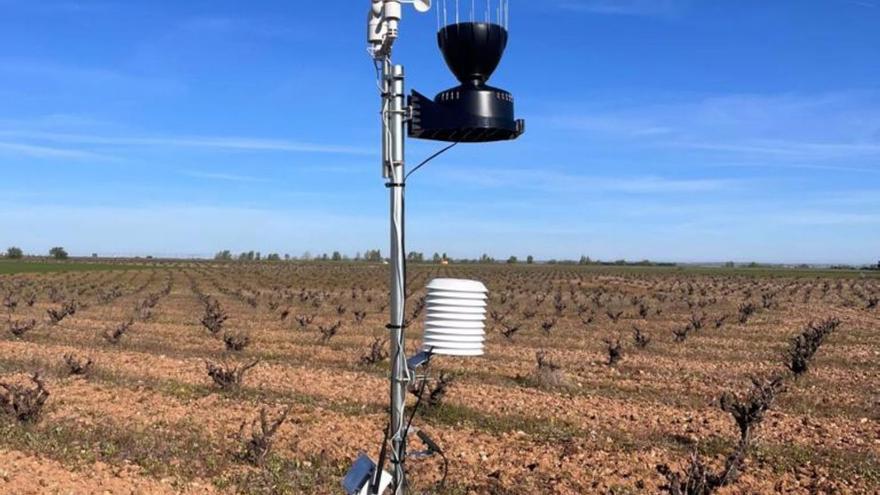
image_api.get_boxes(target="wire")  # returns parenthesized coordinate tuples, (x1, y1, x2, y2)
(388, 125, 409, 492)
(401, 368, 451, 494)
(437, 450, 449, 493)
(403, 367, 430, 438)
(404, 142, 459, 182)
(369, 422, 391, 495)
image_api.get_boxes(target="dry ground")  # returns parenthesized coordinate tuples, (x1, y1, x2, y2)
(0, 262, 878, 494)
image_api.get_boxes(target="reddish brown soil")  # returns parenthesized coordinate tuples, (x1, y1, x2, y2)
(0, 263, 877, 494)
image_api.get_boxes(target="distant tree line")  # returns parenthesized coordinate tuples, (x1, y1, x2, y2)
(207, 250, 683, 267)
(535, 255, 675, 267)
(10, 246, 874, 269)
(214, 249, 383, 263)
(4, 247, 68, 260)
(837, 262, 880, 271)
(5, 247, 23, 259)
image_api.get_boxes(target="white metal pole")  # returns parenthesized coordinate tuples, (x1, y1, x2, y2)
(385, 60, 409, 495)
(370, 3, 410, 493)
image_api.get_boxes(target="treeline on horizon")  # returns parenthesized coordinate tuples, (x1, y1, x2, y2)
(213, 250, 677, 266)
(3, 246, 879, 271)
(210, 250, 880, 271)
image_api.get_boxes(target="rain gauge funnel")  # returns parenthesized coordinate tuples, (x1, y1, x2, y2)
(439, 22, 507, 85)
(409, 22, 525, 143)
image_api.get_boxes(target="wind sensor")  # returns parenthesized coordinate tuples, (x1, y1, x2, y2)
(346, 2, 523, 494)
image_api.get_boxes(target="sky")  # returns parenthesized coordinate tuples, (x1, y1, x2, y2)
(0, 0, 878, 264)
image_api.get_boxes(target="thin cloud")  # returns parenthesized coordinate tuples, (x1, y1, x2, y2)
(437, 166, 734, 194)
(706, 161, 880, 175)
(178, 16, 298, 40)
(0, 58, 183, 95)
(180, 170, 268, 183)
(0, 130, 372, 156)
(555, 0, 687, 17)
(838, 0, 878, 8)
(0, 203, 385, 258)
(0, 141, 112, 160)
(773, 211, 880, 226)
(543, 90, 880, 162)
(0, 1, 120, 14)
(675, 140, 880, 159)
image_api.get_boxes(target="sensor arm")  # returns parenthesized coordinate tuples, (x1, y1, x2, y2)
(368, 0, 401, 59)
(368, 0, 430, 59)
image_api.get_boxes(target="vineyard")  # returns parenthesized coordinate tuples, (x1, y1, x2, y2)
(0, 262, 878, 494)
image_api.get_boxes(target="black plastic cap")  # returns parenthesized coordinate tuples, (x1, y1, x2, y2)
(438, 22, 508, 86)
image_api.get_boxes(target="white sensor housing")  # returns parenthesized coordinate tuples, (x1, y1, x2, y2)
(422, 278, 488, 356)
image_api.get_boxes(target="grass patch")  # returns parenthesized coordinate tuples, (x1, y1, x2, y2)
(0, 418, 229, 484)
(0, 260, 154, 275)
(653, 431, 880, 489)
(755, 443, 880, 486)
(0, 416, 347, 493)
(423, 402, 583, 440)
(215, 454, 344, 495)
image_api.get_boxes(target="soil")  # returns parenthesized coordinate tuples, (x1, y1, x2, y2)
(0, 263, 877, 494)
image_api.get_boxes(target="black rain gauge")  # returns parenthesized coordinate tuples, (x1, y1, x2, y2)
(409, 22, 525, 142)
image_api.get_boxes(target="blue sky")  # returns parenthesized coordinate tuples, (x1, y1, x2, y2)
(0, 0, 878, 263)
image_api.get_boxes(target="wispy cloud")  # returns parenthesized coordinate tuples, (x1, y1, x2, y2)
(177, 16, 298, 40)
(554, 0, 687, 17)
(0, 130, 372, 156)
(0, 203, 385, 258)
(673, 140, 880, 160)
(0, 141, 112, 160)
(179, 170, 268, 183)
(838, 0, 878, 8)
(706, 161, 880, 175)
(437, 166, 735, 194)
(543, 90, 880, 163)
(772, 211, 880, 226)
(0, 1, 120, 15)
(0, 58, 183, 95)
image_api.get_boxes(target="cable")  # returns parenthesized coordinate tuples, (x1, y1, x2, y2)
(402, 369, 451, 494)
(369, 422, 391, 495)
(388, 132, 409, 492)
(404, 142, 459, 181)
(437, 450, 449, 493)
(403, 366, 430, 438)
(387, 329, 407, 492)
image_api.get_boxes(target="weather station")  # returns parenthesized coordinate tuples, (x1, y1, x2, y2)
(343, 1, 524, 494)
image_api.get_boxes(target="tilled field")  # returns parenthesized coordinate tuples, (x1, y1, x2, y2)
(0, 263, 878, 494)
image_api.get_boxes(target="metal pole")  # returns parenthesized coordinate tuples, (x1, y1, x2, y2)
(384, 60, 409, 495)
